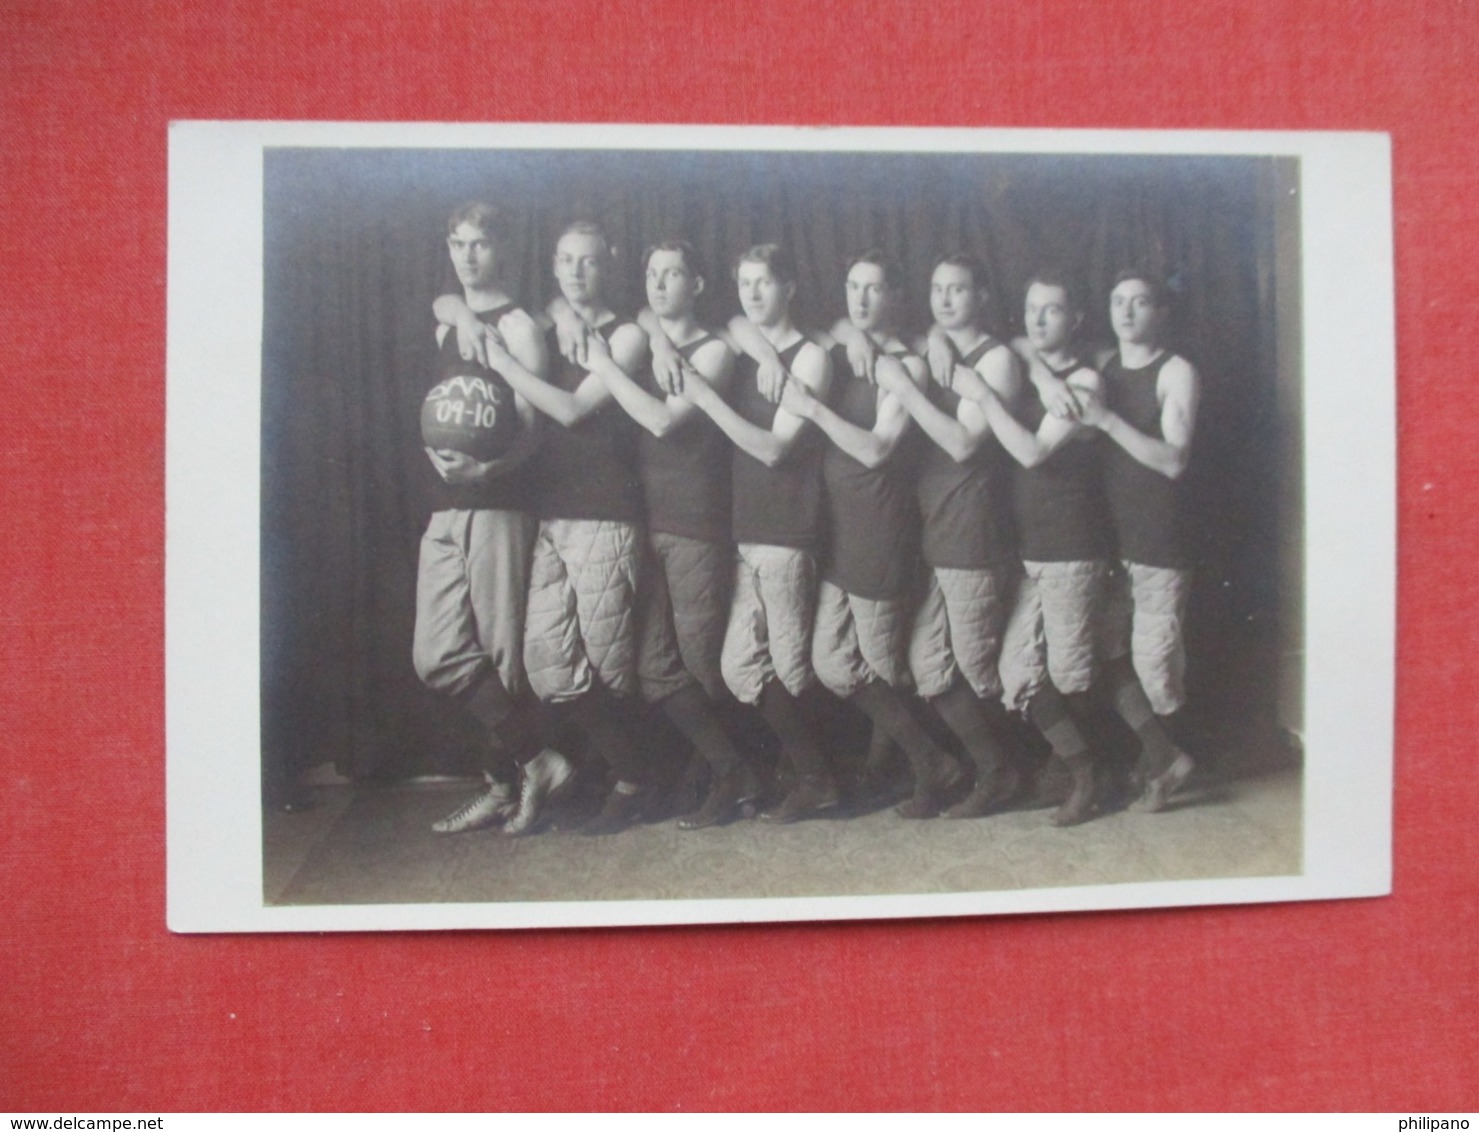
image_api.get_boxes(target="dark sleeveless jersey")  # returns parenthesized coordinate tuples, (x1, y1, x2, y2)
(636, 332, 732, 544)
(1012, 361, 1112, 563)
(820, 343, 919, 600)
(1101, 350, 1187, 569)
(730, 337, 825, 551)
(530, 320, 643, 523)
(421, 302, 530, 516)
(914, 336, 1016, 570)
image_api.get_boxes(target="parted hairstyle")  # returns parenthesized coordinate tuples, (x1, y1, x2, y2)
(644, 238, 705, 280)
(558, 219, 616, 259)
(1024, 267, 1087, 314)
(735, 243, 797, 286)
(932, 252, 990, 291)
(846, 248, 906, 292)
(1111, 267, 1172, 310)
(446, 201, 509, 243)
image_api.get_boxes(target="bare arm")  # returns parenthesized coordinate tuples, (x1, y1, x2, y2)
(686, 340, 831, 468)
(828, 319, 878, 382)
(486, 317, 623, 429)
(433, 293, 494, 368)
(967, 367, 1101, 469)
(881, 343, 1019, 463)
(1081, 356, 1199, 479)
(1008, 335, 1082, 421)
(784, 353, 916, 468)
(593, 332, 731, 439)
(725, 316, 790, 403)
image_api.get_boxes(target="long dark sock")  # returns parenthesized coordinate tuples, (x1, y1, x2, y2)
(931, 679, 1012, 777)
(1105, 656, 1180, 778)
(853, 680, 954, 782)
(1026, 685, 1091, 762)
(758, 681, 829, 781)
(457, 674, 529, 782)
(862, 724, 899, 779)
(546, 688, 647, 785)
(660, 684, 740, 775)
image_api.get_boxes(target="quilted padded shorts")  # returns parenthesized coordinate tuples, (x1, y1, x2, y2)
(999, 558, 1109, 713)
(1098, 560, 1192, 715)
(413, 508, 535, 699)
(720, 542, 817, 705)
(908, 565, 1012, 701)
(524, 518, 640, 703)
(811, 579, 911, 697)
(635, 530, 730, 703)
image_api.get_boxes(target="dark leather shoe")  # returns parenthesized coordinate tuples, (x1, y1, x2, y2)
(1051, 755, 1098, 827)
(677, 764, 761, 831)
(943, 764, 1021, 819)
(758, 776, 839, 824)
(895, 753, 967, 819)
(580, 783, 651, 837)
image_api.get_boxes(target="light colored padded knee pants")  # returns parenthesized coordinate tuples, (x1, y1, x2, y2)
(811, 579, 911, 697)
(908, 565, 1011, 700)
(1098, 561, 1192, 715)
(524, 518, 639, 703)
(413, 508, 534, 699)
(999, 559, 1108, 712)
(721, 542, 816, 705)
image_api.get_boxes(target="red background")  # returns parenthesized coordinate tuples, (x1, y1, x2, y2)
(2, 0, 1474, 1112)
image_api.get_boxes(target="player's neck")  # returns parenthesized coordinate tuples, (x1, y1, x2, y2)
(463, 283, 513, 312)
(755, 316, 800, 350)
(569, 298, 615, 327)
(1118, 340, 1165, 369)
(657, 312, 702, 347)
(1037, 344, 1077, 370)
(943, 325, 988, 353)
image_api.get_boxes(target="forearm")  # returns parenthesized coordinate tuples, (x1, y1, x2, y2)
(433, 293, 471, 327)
(895, 382, 976, 462)
(594, 357, 675, 437)
(982, 398, 1050, 468)
(1101, 414, 1188, 479)
(807, 401, 889, 468)
(726, 316, 783, 367)
(696, 394, 788, 466)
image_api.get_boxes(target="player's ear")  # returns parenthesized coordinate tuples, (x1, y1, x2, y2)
(783, 279, 797, 302)
(693, 274, 705, 296)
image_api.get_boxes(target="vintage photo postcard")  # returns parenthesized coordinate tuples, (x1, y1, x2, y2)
(166, 122, 1393, 932)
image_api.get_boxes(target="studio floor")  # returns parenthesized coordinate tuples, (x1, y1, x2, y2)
(264, 763, 1302, 907)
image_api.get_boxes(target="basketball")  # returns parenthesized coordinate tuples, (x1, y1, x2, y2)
(420, 367, 522, 462)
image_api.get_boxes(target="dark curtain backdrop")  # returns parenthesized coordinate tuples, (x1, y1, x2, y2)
(262, 147, 1296, 783)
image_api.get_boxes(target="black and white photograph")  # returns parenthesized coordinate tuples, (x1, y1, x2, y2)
(165, 123, 1393, 931)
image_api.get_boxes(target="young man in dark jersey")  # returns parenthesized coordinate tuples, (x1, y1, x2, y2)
(949, 272, 1112, 825)
(1041, 269, 1201, 812)
(437, 221, 651, 835)
(417, 201, 546, 835)
(777, 251, 967, 818)
(673, 243, 839, 823)
(856, 253, 1026, 819)
(561, 240, 762, 829)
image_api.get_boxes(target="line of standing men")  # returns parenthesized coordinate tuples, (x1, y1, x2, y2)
(411, 200, 1201, 839)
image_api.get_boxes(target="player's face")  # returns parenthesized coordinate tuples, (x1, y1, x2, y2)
(1024, 283, 1079, 353)
(646, 250, 702, 319)
(846, 262, 894, 332)
(554, 232, 608, 306)
(1110, 279, 1166, 347)
(448, 222, 498, 289)
(737, 261, 792, 327)
(931, 264, 983, 331)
